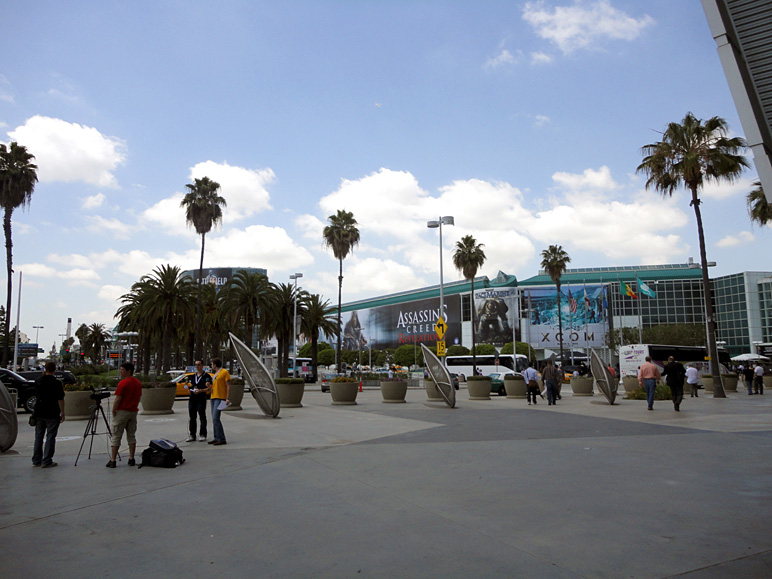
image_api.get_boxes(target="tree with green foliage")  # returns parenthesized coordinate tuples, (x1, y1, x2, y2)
(0, 142, 37, 366)
(301, 294, 338, 381)
(447, 345, 470, 356)
(219, 269, 270, 349)
(747, 180, 771, 227)
(453, 234, 486, 375)
(322, 209, 360, 372)
(540, 245, 571, 366)
(643, 323, 706, 347)
(471, 343, 497, 355)
(638, 112, 747, 398)
(500, 341, 537, 360)
(181, 176, 226, 359)
(393, 343, 421, 368)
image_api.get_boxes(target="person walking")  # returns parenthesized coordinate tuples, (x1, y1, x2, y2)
(31, 361, 65, 468)
(685, 365, 700, 397)
(541, 360, 560, 406)
(754, 363, 764, 395)
(206, 357, 231, 446)
(522, 362, 539, 405)
(187, 359, 211, 442)
(638, 356, 662, 411)
(661, 356, 686, 412)
(743, 364, 755, 395)
(107, 362, 142, 468)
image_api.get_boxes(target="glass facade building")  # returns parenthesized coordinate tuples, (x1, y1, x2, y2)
(713, 272, 772, 356)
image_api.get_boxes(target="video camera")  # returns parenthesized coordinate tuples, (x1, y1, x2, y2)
(89, 386, 110, 401)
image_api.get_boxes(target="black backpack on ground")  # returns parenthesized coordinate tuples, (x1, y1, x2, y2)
(138, 438, 185, 468)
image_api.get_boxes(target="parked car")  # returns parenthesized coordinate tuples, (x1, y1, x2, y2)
(0, 368, 37, 412)
(488, 372, 511, 396)
(172, 372, 214, 397)
(449, 373, 460, 390)
(320, 373, 346, 393)
(19, 370, 77, 386)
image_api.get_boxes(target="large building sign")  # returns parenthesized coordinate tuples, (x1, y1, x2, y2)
(186, 267, 268, 290)
(473, 287, 518, 346)
(524, 284, 608, 348)
(337, 296, 462, 351)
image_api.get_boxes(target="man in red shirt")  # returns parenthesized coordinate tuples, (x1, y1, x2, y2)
(638, 356, 662, 411)
(106, 362, 142, 468)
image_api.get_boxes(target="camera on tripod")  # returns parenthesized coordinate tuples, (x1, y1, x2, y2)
(90, 387, 110, 401)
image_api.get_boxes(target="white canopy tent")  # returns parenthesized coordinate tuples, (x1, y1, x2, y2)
(731, 353, 770, 362)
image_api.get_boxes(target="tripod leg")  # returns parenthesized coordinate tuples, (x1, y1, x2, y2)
(98, 405, 120, 462)
(75, 404, 99, 466)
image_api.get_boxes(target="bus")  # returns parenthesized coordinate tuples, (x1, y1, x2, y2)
(618, 344, 731, 378)
(445, 354, 528, 381)
(289, 357, 313, 381)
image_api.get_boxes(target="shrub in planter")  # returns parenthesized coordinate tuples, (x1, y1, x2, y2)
(63, 381, 94, 421)
(140, 380, 176, 415)
(276, 377, 305, 408)
(330, 376, 358, 405)
(625, 382, 672, 401)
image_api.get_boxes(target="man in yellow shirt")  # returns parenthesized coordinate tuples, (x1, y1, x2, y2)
(206, 357, 230, 446)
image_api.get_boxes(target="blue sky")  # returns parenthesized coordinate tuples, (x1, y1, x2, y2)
(0, 0, 765, 353)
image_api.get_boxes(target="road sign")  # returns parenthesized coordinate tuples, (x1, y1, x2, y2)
(437, 340, 446, 357)
(434, 317, 447, 340)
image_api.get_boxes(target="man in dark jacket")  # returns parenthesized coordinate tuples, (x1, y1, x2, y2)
(662, 356, 686, 412)
(32, 361, 65, 468)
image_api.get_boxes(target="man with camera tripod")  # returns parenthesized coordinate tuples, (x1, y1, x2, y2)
(106, 362, 142, 468)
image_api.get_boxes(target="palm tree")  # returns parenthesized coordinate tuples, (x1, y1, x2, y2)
(85, 323, 112, 364)
(637, 112, 748, 398)
(181, 176, 226, 359)
(322, 209, 360, 371)
(301, 293, 339, 382)
(747, 180, 771, 226)
(75, 323, 89, 363)
(452, 235, 486, 375)
(0, 142, 38, 366)
(540, 245, 571, 367)
(219, 269, 271, 348)
(262, 282, 304, 378)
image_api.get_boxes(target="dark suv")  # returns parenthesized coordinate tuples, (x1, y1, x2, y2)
(0, 368, 37, 413)
(19, 370, 77, 386)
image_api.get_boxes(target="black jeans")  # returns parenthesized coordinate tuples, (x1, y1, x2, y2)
(188, 395, 208, 437)
(32, 417, 60, 466)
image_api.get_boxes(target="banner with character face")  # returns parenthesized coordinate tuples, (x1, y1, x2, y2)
(473, 288, 518, 346)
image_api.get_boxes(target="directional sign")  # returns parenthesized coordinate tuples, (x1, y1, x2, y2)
(434, 316, 447, 340)
(437, 340, 446, 357)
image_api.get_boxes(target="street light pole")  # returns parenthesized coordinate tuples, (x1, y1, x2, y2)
(290, 273, 303, 378)
(427, 216, 454, 365)
(33, 325, 44, 345)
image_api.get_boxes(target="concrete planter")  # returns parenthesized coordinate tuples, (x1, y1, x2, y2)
(140, 386, 176, 415)
(276, 379, 305, 408)
(504, 375, 527, 399)
(223, 380, 245, 411)
(330, 381, 358, 405)
(722, 374, 738, 392)
(64, 390, 94, 421)
(425, 380, 443, 402)
(622, 376, 640, 394)
(570, 376, 594, 396)
(467, 377, 492, 400)
(379, 381, 407, 403)
(702, 376, 714, 393)
(763, 375, 772, 391)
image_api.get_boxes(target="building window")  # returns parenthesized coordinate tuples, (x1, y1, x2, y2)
(461, 294, 471, 322)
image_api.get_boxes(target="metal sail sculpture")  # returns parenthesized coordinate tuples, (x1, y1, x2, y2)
(590, 349, 617, 405)
(420, 343, 455, 408)
(0, 381, 18, 452)
(229, 332, 280, 418)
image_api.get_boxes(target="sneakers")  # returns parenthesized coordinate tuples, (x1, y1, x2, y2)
(186, 435, 196, 442)
(32, 463, 41, 467)
(106, 460, 117, 468)
(212, 440, 227, 446)
(128, 458, 136, 466)
(42, 462, 58, 468)
(198, 435, 207, 442)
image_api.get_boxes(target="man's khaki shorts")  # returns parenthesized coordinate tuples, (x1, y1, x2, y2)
(111, 410, 138, 447)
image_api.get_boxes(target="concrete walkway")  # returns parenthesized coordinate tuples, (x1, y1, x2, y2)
(1, 385, 771, 578)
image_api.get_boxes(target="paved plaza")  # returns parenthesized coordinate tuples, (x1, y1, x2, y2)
(1, 385, 771, 578)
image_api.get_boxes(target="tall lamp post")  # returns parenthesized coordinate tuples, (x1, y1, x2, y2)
(290, 273, 303, 378)
(33, 325, 44, 345)
(426, 216, 454, 325)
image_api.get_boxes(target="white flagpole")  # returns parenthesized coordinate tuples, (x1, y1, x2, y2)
(11, 271, 22, 370)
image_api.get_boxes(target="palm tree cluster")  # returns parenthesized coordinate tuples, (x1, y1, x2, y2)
(115, 266, 338, 378)
(75, 322, 112, 364)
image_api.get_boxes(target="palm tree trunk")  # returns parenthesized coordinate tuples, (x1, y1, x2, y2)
(195, 233, 205, 361)
(337, 258, 343, 372)
(557, 282, 564, 367)
(3, 209, 12, 367)
(691, 187, 725, 397)
(471, 277, 477, 374)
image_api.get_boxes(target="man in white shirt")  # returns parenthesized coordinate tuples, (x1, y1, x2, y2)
(754, 363, 764, 395)
(685, 366, 700, 398)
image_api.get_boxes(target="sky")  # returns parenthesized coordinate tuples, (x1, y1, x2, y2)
(0, 0, 766, 354)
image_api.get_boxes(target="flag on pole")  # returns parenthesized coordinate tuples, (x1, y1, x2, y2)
(584, 287, 591, 310)
(568, 288, 577, 313)
(637, 277, 656, 298)
(621, 281, 638, 299)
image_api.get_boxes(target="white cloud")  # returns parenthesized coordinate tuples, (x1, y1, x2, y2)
(141, 193, 188, 233)
(85, 215, 133, 239)
(18, 262, 57, 277)
(189, 160, 274, 222)
(0, 75, 13, 104)
(8, 115, 126, 187)
(533, 114, 551, 127)
(717, 231, 754, 248)
(81, 193, 105, 209)
(552, 165, 619, 192)
(530, 51, 553, 65)
(295, 213, 326, 240)
(98, 284, 128, 302)
(484, 49, 520, 70)
(522, 1, 654, 54)
(700, 176, 756, 201)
